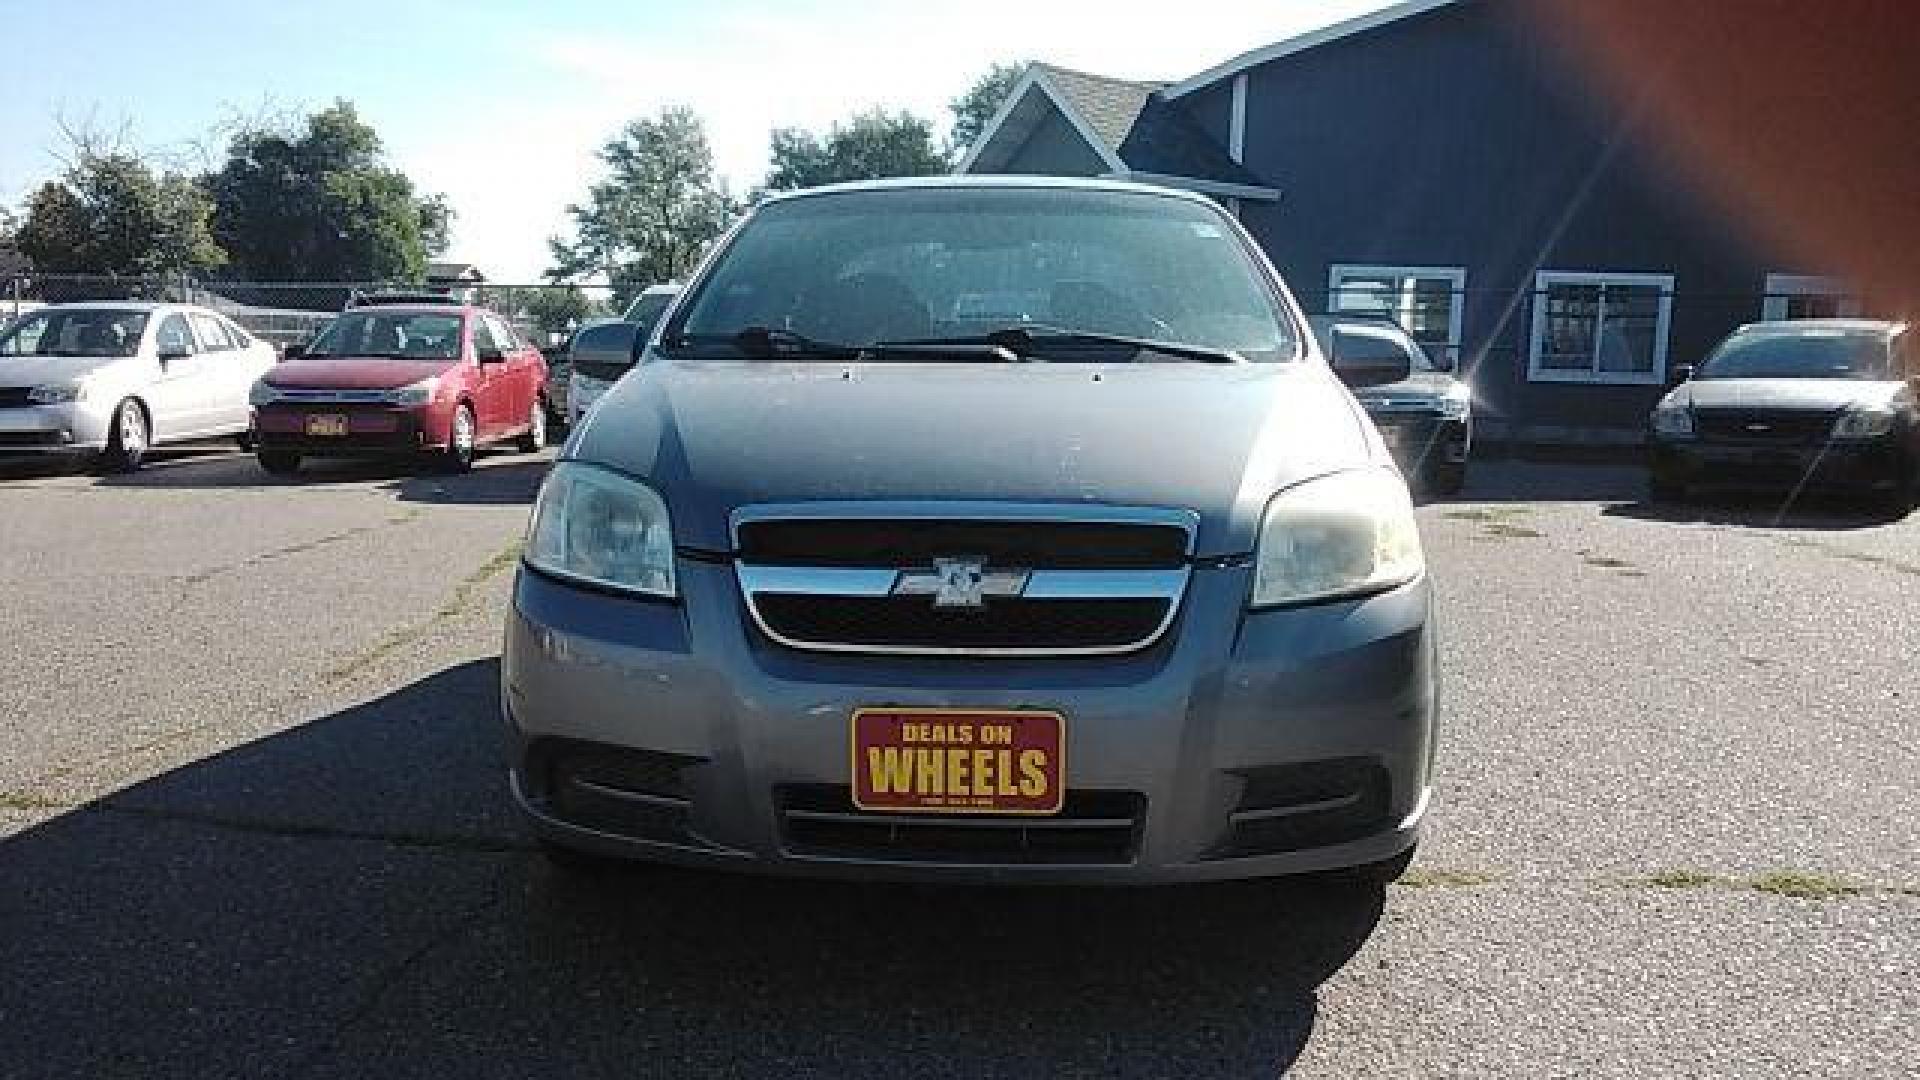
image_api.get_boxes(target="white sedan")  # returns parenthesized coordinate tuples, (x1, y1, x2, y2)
(0, 301, 277, 471)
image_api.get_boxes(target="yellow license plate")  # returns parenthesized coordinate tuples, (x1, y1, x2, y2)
(305, 414, 348, 437)
(851, 708, 1065, 815)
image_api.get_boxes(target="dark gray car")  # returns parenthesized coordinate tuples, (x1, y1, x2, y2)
(1649, 319, 1917, 511)
(504, 176, 1437, 884)
(1314, 317, 1473, 495)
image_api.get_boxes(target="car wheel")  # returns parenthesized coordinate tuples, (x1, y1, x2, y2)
(1425, 460, 1467, 498)
(258, 449, 301, 476)
(101, 398, 149, 473)
(441, 403, 477, 473)
(518, 398, 548, 453)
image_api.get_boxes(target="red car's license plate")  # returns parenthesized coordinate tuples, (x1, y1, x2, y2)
(851, 708, 1064, 815)
(305, 414, 348, 436)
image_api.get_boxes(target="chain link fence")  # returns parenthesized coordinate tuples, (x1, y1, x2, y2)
(1, 274, 617, 348)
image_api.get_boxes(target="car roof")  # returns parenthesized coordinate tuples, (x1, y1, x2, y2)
(754, 173, 1220, 209)
(1735, 318, 1905, 336)
(35, 300, 178, 313)
(341, 304, 473, 316)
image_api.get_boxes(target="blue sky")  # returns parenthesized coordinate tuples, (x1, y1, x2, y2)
(0, 0, 1391, 280)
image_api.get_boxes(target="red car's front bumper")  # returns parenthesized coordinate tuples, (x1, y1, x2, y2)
(253, 402, 453, 455)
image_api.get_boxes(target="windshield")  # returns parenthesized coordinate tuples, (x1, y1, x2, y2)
(306, 311, 465, 360)
(1698, 330, 1891, 380)
(666, 188, 1298, 361)
(0, 309, 149, 358)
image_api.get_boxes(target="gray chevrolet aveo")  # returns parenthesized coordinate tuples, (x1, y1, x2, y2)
(505, 176, 1438, 884)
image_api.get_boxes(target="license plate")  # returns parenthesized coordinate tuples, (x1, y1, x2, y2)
(851, 708, 1064, 815)
(305, 414, 348, 437)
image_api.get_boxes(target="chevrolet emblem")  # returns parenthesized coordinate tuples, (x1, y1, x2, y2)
(893, 559, 1030, 609)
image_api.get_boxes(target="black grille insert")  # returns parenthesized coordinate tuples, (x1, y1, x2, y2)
(0, 387, 35, 409)
(753, 594, 1169, 652)
(1208, 757, 1392, 858)
(524, 738, 704, 845)
(736, 519, 1189, 569)
(1694, 409, 1838, 445)
(779, 784, 1144, 864)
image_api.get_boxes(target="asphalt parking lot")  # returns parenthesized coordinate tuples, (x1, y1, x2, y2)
(1, 449, 1914, 1078)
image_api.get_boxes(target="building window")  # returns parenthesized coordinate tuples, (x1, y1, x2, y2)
(1526, 271, 1673, 385)
(1328, 264, 1465, 367)
(1762, 274, 1859, 320)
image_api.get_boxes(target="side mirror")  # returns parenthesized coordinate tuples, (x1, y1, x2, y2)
(281, 342, 307, 362)
(478, 346, 508, 364)
(1669, 363, 1696, 386)
(157, 347, 191, 364)
(570, 321, 644, 379)
(1330, 329, 1414, 389)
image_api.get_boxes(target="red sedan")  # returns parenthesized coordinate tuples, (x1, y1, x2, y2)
(250, 304, 548, 474)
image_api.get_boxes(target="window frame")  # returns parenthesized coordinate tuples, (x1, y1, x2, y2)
(1761, 273, 1861, 321)
(154, 312, 199, 358)
(187, 311, 233, 352)
(1327, 264, 1466, 367)
(1526, 270, 1675, 386)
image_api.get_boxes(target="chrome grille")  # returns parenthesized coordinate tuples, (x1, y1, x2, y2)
(732, 503, 1195, 657)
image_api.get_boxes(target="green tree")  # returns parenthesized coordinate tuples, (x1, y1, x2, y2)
(547, 107, 736, 308)
(513, 286, 605, 338)
(763, 109, 950, 192)
(950, 62, 1028, 154)
(206, 100, 450, 282)
(14, 153, 225, 276)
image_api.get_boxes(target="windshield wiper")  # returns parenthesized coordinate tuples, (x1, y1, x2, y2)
(670, 326, 1019, 363)
(980, 324, 1245, 364)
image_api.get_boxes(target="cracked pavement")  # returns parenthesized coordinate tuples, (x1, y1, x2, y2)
(0, 451, 1914, 1078)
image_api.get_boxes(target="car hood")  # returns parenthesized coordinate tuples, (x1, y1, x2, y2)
(1671, 378, 1903, 412)
(0, 354, 128, 385)
(266, 356, 451, 390)
(570, 359, 1374, 557)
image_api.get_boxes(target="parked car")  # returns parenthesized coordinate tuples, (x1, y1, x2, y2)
(0, 301, 276, 471)
(507, 176, 1437, 885)
(1648, 319, 1916, 511)
(1313, 316, 1473, 495)
(540, 339, 572, 426)
(565, 286, 680, 427)
(249, 304, 548, 474)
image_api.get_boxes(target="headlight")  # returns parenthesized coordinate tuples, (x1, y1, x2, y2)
(1250, 468, 1425, 609)
(388, 378, 439, 406)
(1651, 404, 1694, 436)
(525, 461, 676, 598)
(1832, 408, 1894, 439)
(27, 383, 84, 404)
(248, 380, 283, 407)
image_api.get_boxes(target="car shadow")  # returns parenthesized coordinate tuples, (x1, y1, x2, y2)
(1601, 488, 1908, 531)
(74, 448, 550, 505)
(0, 658, 1381, 1078)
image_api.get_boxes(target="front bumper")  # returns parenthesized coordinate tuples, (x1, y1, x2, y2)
(1651, 436, 1903, 492)
(0, 401, 113, 453)
(253, 403, 446, 456)
(1372, 412, 1470, 473)
(503, 557, 1437, 883)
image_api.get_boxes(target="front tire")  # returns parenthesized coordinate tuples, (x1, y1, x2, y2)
(1649, 471, 1686, 503)
(440, 403, 477, 473)
(258, 449, 301, 476)
(517, 399, 548, 453)
(1425, 460, 1467, 498)
(101, 398, 149, 473)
